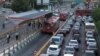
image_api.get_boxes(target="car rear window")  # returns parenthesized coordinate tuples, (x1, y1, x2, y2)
(49, 47, 57, 50)
(70, 41, 78, 44)
(65, 47, 74, 51)
(85, 53, 95, 56)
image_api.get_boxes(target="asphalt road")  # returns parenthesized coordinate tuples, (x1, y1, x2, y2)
(61, 22, 86, 56)
(12, 33, 52, 56)
(75, 23, 86, 56)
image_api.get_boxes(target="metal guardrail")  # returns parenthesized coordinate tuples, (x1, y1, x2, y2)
(0, 30, 40, 56)
(0, 24, 28, 47)
(0, 21, 41, 47)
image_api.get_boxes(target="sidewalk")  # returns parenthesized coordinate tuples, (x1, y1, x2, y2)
(0, 18, 16, 33)
(0, 28, 39, 53)
(0, 21, 39, 53)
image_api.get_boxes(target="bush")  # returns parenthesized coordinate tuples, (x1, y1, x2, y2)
(95, 21, 100, 34)
(92, 8, 100, 34)
(92, 8, 100, 22)
(11, 0, 31, 12)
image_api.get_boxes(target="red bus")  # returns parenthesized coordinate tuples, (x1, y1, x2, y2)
(76, 9, 92, 16)
(42, 16, 60, 34)
(60, 11, 68, 21)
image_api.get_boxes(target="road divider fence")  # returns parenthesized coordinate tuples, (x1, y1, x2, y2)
(0, 29, 40, 56)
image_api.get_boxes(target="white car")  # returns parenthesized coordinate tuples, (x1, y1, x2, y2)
(88, 16, 93, 22)
(87, 44, 97, 50)
(64, 54, 74, 56)
(74, 22, 80, 27)
(56, 33, 64, 38)
(84, 50, 95, 56)
(86, 31, 94, 37)
(51, 36, 63, 46)
(69, 40, 79, 49)
(86, 36, 94, 41)
(44, 10, 49, 11)
(63, 25, 71, 33)
(64, 46, 75, 54)
(40, 9, 44, 11)
(76, 16, 82, 22)
(64, 25, 71, 29)
(86, 38, 96, 45)
(69, 12, 73, 16)
(58, 29, 68, 35)
(47, 44, 61, 56)
(67, 19, 74, 27)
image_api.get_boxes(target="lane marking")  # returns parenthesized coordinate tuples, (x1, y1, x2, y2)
(35, 20, 68, 56)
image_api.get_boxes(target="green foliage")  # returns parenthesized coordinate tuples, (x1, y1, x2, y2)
(92, 7, 100, 34)
(11, 0, 31, 12)
(92, 8, 100, 21)
(29, 0, 35, 8)
(95, 21, 100, 34)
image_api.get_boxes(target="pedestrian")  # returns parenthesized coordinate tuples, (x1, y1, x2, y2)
(33, 21, 35, 27)
(2, 23, 5, 29)
(28, 23, 31, 27)
(2, 20, 8, 29)
(40, 22, 42, 27)
(15, 32, 19, 40)
(38, 22, 40, 28)
(78, 38, 81, 44)
(7, 34, 10, 43)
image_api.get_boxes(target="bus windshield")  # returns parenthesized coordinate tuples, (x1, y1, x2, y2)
(85, 26, 95, 29)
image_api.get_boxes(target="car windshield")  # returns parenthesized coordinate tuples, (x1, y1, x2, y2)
(70, 41, 78, 44)
(89, 45, 96, 48)
(65, 47, 74, 51)
(68, 20, 73, 24)
(52, 38, 59, 42)
(88, 40, 95, 42)
(75, 22, 80, 26)
(74, 25, 79, 28)
(85, 53, 95, 56)
(86, 26, 95, 30)
(64, 25, 70, 28)
(87, 32, 93, 35)
(49, 47, 57, 50)
(87, 37, 93, 39)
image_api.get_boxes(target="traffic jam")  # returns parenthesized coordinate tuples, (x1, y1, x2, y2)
(40, 3, 98, 56)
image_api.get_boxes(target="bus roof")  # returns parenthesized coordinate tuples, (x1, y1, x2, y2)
(7, 10, 51, 20)
(7, 10, 51, 25)
(85, 22, 95, 26)
(48, 16, 59, 24)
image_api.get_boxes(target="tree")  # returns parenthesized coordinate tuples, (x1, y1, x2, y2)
(92, 7, 100, 34)
(11, 0, 31, 12)
(92, 8, 100, 22)
(29, 0, 35, 8)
